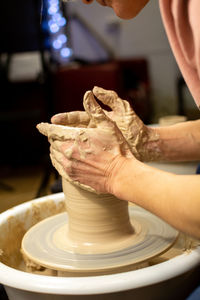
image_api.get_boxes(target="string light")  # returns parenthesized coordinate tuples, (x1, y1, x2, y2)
(60, 47, 72, 58)
(57, 17, 66, 26)
(49, 22, 60, 33)
(46, 0, 73, 62)
(53, 39, 62, 49)
(58, 34, 67, 43)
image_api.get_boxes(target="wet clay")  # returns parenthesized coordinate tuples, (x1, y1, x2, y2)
(58, 179, 139, 254)
(0, 197, 199, 277)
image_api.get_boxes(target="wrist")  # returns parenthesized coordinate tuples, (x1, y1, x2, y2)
(108, 156, 140, 200)
(137, 126, 162, 162)
(151, 121, 200, 161)
(105, 155, 132, 196)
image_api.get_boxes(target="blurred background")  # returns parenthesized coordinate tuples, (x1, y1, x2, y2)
(0, 0, 200, 212)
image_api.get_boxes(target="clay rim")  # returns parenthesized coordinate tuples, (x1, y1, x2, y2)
(0, 194, 200, 295)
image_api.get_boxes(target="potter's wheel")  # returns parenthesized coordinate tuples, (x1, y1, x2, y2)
(21, 206, 178, 272)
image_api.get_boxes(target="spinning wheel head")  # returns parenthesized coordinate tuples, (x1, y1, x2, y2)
(21, 207, 178, 273)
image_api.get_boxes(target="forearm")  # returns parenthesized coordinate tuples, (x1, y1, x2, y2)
(145, 120, 200, 162)
(111, 157, 200, 239)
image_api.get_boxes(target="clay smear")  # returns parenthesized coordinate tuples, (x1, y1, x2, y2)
(1, 197, 198, 276)
(57, 179, 140, 254)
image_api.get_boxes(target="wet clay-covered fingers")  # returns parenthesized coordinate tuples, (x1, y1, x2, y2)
(93, 86, 132, 114)
(51, 111, 90, 128)
(83, 91, 117, 131)
(92, 86, 160, 162)
(36, 122, 82, 141)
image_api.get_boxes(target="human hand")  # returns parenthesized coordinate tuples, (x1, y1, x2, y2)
(51, 87, 159, 161)
(92, 86, 159, 161)
(37, 91, 133, 194)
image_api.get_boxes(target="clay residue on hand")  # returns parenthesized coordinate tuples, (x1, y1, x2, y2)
(92, 86, 161, 162)
(38, 87, 157, 193)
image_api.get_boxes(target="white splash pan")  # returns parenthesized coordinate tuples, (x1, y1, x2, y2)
(0, 161, 200, 300)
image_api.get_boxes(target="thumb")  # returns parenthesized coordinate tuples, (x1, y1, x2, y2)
(83, 91, 115, 130)
(36, 122, 50, 137)
(37, 122, 78, 141)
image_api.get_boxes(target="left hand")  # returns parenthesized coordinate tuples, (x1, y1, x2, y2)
(37, 91, 134, 194)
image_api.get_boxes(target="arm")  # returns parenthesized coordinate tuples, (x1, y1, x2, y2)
(110, 157, 200, 239)
(147, 120, 200, 162)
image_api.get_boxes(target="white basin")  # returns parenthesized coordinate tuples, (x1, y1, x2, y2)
(0, 161, 200, 300)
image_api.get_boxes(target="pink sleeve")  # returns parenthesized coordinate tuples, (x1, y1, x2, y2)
(159, 0, 200, 109)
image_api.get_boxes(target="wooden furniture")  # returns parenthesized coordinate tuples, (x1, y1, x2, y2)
(52, 58, 152, 124)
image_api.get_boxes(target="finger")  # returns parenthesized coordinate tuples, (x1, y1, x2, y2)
(51, 146, 92, 180)
(51, 146, 103, 180)
(50, 134, 92, 163)
(50, 146, 79, 178)
(36, 122, 50, 137)
(50, 151, 97, 193)
(50, 152, 72, 181)
(51, 113, 67, 125)
(50, 141, 78, 162)
(83, 91, 115, 130)
(49, 139, 72, 152)
(51, 111, 90, 127)
(50, 145, 65, 164)
(37, 122, 79, 141)
(93, 86, 132, 114)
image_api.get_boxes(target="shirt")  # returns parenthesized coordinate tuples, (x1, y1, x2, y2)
(159, 0, 200, 108)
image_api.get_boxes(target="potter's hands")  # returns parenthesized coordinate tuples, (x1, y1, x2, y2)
(51, 87, 159, 161)
(37, 91, 133, 194)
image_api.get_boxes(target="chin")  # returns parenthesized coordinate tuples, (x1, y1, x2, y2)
(114, 9, 140, 20)
(112, 0, 149, 20)
(116, 13, 138, 20)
